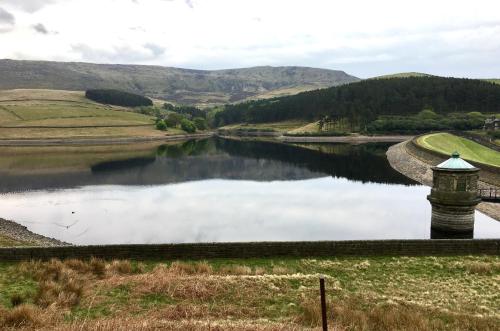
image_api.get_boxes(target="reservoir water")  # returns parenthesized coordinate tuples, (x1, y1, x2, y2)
(0, 137, 498, 244)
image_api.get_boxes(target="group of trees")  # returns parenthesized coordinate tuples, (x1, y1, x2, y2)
(365, 110, 487, 133)
(85, 89, 153, 107)
(154, 103, 208, 133)
(155, 112, 206, 133)
(214, 77, 500, 131)
(163, 103, 206, 119)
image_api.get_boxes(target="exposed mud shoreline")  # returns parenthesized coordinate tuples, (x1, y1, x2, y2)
(387, 140, 500, 221)
(0, 132, 214, 146)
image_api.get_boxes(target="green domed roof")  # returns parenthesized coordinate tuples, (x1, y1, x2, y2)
(436, 151, 476, 170)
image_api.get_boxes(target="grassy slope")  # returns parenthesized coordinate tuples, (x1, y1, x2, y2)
(372, 72, 433, 79)
(0, 256, 498, 330)
(417, 133, 500, 167)
(219, 120, 309, 133)
(0, 89, 185, 139)
(243, 85, 322, 101)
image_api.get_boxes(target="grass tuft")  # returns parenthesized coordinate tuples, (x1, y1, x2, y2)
(0, 304, 41, 327)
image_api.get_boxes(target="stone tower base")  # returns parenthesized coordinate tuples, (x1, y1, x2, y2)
(430, 203, 475, 233)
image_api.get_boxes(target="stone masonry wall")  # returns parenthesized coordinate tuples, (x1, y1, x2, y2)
(0, 240, 498, 261)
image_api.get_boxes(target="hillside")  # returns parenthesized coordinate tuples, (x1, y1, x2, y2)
(416, 133, 500, 167)
(214, 77, 500, 128)
(372, 72, 433, 79)
(374, 72, 500, 85)
(0, 89, 180, 140)
(0, 60, 360, 106)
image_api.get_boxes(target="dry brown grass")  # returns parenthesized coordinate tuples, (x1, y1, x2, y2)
(298, 295, 500, 331)
(50, 318, 307, 331)
(254, 267, 267, 275)
(135, 267, 226, 301)
(463, 261, 500, 275)
(167, 261, 214, 275)
(218, 265, 253, 275)
(0, 304, 43, 328)
(107, 260, 134, 275)
(15, 258, 110, 309)
(272, 266, 291, 275)
(2, 257, 499, 330)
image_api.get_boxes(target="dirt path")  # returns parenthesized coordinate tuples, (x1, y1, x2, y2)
(387, 141, 500, 221)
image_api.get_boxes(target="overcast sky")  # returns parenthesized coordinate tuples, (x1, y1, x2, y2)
(0, 0, 499, 78)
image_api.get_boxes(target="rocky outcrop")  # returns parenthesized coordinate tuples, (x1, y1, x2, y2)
(0, 218, 70, 247)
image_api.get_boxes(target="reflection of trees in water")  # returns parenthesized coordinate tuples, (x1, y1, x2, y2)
(215, 138, 416, 185)
(0, 137, 416, 192)
(146, 137, 413, 185)
(156, 138, 217, 158)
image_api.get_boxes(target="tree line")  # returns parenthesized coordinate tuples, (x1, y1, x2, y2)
(214, 77, 500, 129)
(85, 89, 153, 107)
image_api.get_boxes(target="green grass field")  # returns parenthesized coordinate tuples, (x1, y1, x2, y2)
(0, 256, 498, 330)
(416, 133, 500, 167)
(0, 89, 172, 139)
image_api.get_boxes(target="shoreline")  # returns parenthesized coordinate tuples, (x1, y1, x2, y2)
(387, 140, 500, 221)
(0, 132, 214, 146)
(0, 132, 412, 146)
(278, 134, 413, 143)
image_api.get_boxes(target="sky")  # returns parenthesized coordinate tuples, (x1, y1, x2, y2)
(0, 0, 499, 78)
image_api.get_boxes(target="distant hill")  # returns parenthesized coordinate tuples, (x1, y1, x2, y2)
(0, 59, 360, 106)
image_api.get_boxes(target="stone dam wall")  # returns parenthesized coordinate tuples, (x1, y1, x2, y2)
(1, 240, 499, 261)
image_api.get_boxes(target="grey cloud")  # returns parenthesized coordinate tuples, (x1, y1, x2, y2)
(71, 43, 166, 64)
(33, 23, 48, 34)
(0, 7, 15, 33)
(1, 0, 57, 13)
(144, 43, 165, 57)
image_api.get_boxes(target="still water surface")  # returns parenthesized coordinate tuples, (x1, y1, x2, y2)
(0, 138, 498, 244)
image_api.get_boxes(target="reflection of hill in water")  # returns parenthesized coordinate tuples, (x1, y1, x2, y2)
(215, 138, 415, 185)
(0, 138, 415, 192)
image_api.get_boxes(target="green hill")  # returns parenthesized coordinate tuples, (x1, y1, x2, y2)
(416, 133, 500, 167)
(0, 89, 183, 139)
(0, 60, 360, 107)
